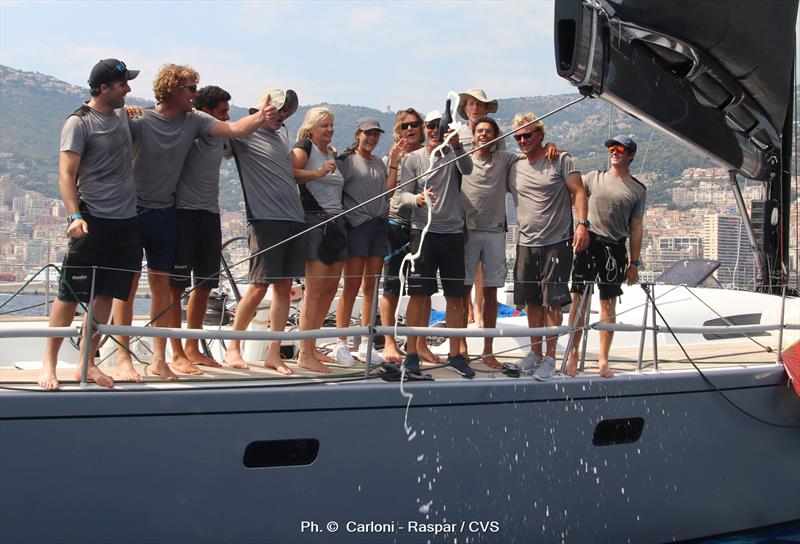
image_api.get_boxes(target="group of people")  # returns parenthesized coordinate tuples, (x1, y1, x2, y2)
(38, 58, 645, 391)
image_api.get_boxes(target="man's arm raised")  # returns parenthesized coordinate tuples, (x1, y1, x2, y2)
(209, 96, 279, 139)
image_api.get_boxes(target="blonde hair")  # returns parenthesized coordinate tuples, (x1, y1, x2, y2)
(392, 108, 424, 143)
(512, 112, 545, 135)
(153, 64, 199, 103)
(296, 107, 334, 142)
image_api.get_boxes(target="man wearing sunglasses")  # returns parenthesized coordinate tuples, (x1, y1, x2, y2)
(39, 59, 141, 390)
(112, 64, 280, 383)
(509, 113, 589, 381)
(566, 135, 646, 379)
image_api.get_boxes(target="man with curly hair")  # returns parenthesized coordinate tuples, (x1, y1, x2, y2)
(112, 64, 279, 383)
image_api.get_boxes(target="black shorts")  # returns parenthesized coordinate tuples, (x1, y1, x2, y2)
(383, 220, 410, 296)
(513, 241, 573, 307)
(571, 233, 628, 300)
(406, 230, 465, 297)
(137, 205, 177, 272)
(171, 209, 222, 290)
(347, 217, 390, 257)
(303, 212, 347, 263)
(248, 220, 306, 285)
(58, 214, 142, 303)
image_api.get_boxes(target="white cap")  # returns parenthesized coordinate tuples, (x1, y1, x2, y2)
(424, 110, 442, 123)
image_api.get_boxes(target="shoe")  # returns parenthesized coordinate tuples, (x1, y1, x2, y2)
(334, 344, 359, 366)
(520, 352, 543, 374)
(534, 356, 556, 381)
(402, 353, 422, 376)
(447, 354, 476, 379)
(358, 346, 384, 364)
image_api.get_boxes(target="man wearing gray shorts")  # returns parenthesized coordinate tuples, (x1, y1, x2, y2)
(224, 88, 304, 376)
(460, 117, 519, 368)
(510, 113, 588, 380)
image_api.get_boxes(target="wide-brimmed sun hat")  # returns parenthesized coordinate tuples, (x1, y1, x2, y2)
(457, 89, 499, 120)
(249, 88, 298, 118)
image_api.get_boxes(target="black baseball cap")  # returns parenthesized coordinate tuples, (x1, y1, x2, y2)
(88, 59, 139, 89)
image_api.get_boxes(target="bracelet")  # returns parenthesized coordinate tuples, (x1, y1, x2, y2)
(67, 212, 83, 223)
(389, 165, 398, 170)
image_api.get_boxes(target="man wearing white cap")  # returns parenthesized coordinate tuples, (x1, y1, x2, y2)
(567, 134, 646, 378)
(456, 89, 506, 153)
(223, 89, 305, 376)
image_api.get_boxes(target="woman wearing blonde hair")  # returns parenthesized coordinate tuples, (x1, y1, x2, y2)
(292, 107, 346, 372)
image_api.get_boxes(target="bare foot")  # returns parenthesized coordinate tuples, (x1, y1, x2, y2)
(565, 351, 579, 377)
(381, 343, 404, 363)
(265, 345, 293, 375)
(298, 351, 332, 374)
(74, 365, 114, 388)
(38, 368, 59, 391)
(223, 351, 250, 369)
(185, 349, 222, 368)
(481, 354, 502, 369)
(149, 359, 180, 381)
(115, 358, 144, 383)
(418, 346, 441, 364)
(171, 355, 203, 376)
(598, 361, 614, 378)
(314, 348, 334, 364)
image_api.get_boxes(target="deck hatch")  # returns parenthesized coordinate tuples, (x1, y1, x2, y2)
(592, 417, 644, 446)
(243, 439, 319, 468)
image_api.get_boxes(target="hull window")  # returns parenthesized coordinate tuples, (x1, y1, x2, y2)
(592, 417, 645, 446)
(243, 439, 320, 468)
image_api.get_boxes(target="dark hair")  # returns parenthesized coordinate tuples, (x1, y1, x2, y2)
(89, 87, 102, 97)
(194, 85, 231, 111)
(471, 116, 500, 137)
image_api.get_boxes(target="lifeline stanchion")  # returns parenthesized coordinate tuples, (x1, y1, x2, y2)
(561, 283, 591, 374)
(637, 284, 650, 371)
(80, 266, 97, 388)
(651, 283, 659, 371)
(364, 274, 381, 379)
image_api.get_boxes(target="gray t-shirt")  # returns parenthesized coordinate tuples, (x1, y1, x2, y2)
(510, 152, 579, 247)
(129, 108, 217, 209)
(293, 138, 344, 215)
(388, 154, 413, 224)
(583, 170, 647, 241)
(175, 134, 225, 213)
(395, 145, 473, 234)
(457, 123, 506, 153)
(338, 153, 389, 227)
(59, 105, 137, 219)
(229, 127, 304, 222)
(461, 150, 519, 232)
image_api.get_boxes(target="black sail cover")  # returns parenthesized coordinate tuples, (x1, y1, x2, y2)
(554, 0, 797, 182)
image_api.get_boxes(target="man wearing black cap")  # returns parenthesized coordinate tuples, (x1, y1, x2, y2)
(38, 59, 141, 390)
(567, 134, 646, 378)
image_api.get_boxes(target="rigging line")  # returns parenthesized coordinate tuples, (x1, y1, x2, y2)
(637, 127, 655, 176)
(641, 284, 800, 429)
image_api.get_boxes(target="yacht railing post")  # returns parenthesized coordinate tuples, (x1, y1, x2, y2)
(776, 284, 787, 365)
(637, 283, 649, 371)
(79, 266, 97, 388)
(364, 274, 380, 378)
(561, 283, 590, 374)
(650, 283, 659, 371)
(579, 283, 594, 372)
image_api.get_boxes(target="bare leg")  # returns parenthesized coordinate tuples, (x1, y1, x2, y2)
(184, 285, 221, 367)
(481, 286, 501, 369)
(335, 256, 365, 344)
(224, 283, 268, 369)
(39, 298, 79, 390)
(265, 279, 294, 375)
(404, 294, 426, 356)
(112, 273, 143, 383)
(444, 295, 464, 357)
(474, 263, 485, 328)
(380, 293, 403, 362)
(598, 298, 616, 378)
(460, 285, 472, 356)
(359, 257, 384, 327)
(71, 295, 115, 388)
(298, 260, 339, 373)
(543, 304, 563, 360)
(146, 269, 179, 381)
(565, 293, 585, 377)
(527, 304, 544, 357)
(417, 296, 441, 363)
(168, 286, 202, 375)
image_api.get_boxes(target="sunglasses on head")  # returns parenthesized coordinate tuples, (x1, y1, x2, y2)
(425, 121, 440, 130)
(513, 131, 537, 141)
(608, 145, 627, 154)
(183, 84, 198, 93)
(400, 120, 421, 130)
(112, 61, 127, 73)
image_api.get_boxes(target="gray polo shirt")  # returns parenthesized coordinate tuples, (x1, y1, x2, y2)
(461, 150, 519, 232)
(583, 170, 647, 241)
(338, 153, 389, 227)
(510, 152, 579, 247)
(129, 108, 217, 209)
(395, 145, 473, 234)
(175, 134, 225, 213)
(59, 105, 137, 219)
(229, 127, 304, 222)
(457, 123, 507, 153)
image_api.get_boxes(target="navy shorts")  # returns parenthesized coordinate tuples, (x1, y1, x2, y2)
(347, 217, 390, 257)
(137, 205, 177, 272)
(171, 209, 222, 290)
(571, 233, 628, 300)
(406, 230, 465, 298)
(58, 214, 142, 303)
(248, 220, 306, 285)
(513, 241, 573, 307)
(382, 220, 410, 296)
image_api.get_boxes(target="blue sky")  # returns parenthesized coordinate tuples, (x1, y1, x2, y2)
(0, 0, 575, 112)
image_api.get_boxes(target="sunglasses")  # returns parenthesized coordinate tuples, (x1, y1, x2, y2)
(400, 120, 421, 130)
(608, 145, 627, 154)
(183, 84, 198, 93)
(513, 131, 538, 141)
(425, 121, 440, 130)
(112, 61, 127, 73)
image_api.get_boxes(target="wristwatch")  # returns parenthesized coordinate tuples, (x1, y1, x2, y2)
(67, 213, 83, 223)
(630, 259, 642, 267)
(576, 219, 590, 228)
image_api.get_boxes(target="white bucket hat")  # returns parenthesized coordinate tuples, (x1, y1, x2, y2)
(250, 88, 299, 118)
